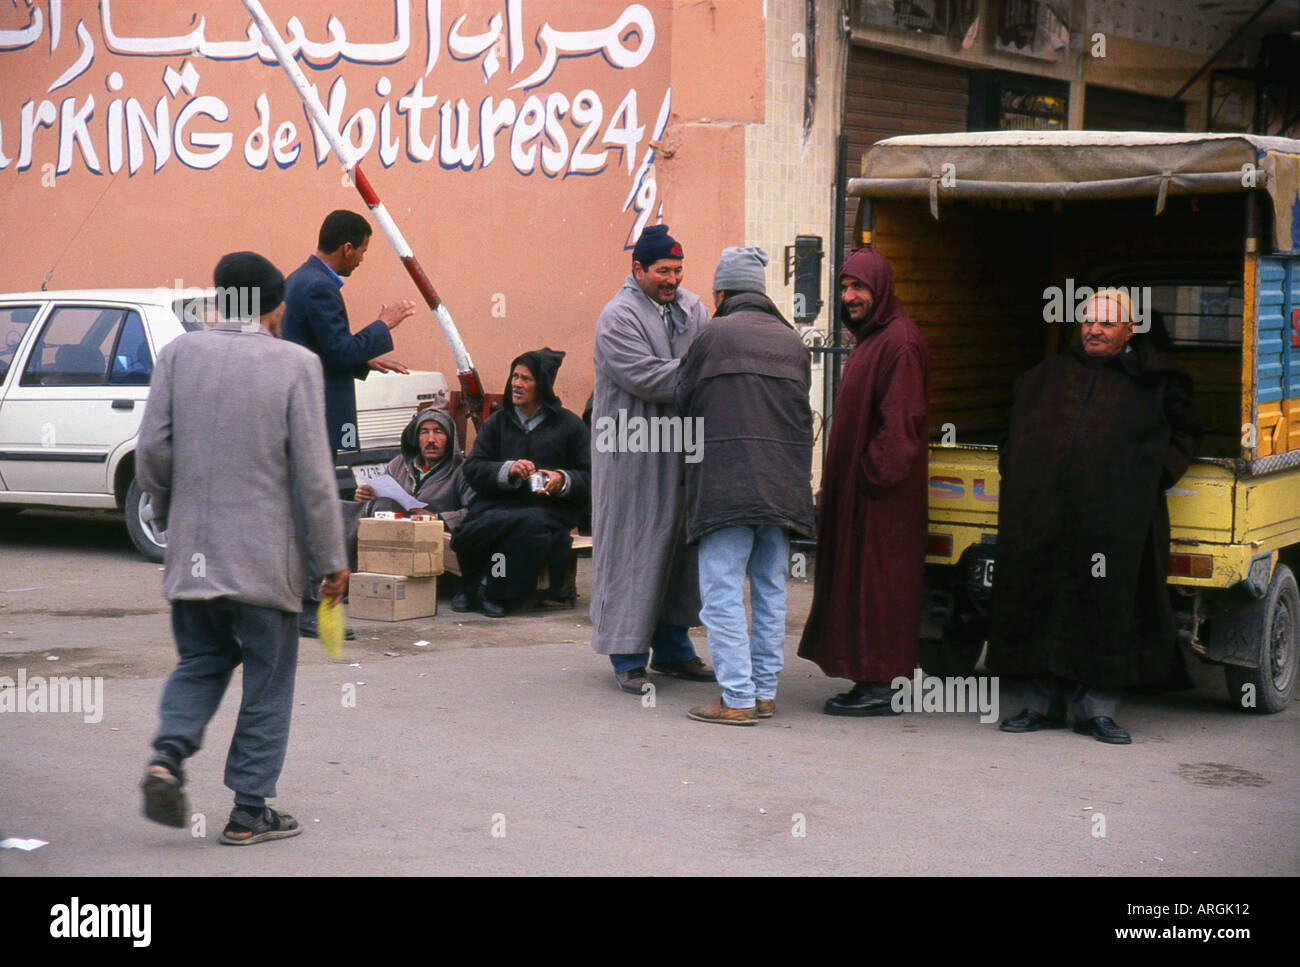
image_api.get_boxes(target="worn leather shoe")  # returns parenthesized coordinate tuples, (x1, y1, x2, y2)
(1074, 716, 1132, 744)
(479, 598, 507, 618)
(823, 682, 897, 717)
(649, 656, 715, 681)
(755, 699, 775, 719)
(450, 591, 478, 613)
(688, 698, 757, 726)
(615, 667, 650, 695)
(999, 708, 1066, 733)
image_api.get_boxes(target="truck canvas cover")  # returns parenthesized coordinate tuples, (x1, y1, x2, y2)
(848, 131, 1300, 254)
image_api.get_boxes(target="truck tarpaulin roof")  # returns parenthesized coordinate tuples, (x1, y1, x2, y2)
(848, 131, 1300, 254)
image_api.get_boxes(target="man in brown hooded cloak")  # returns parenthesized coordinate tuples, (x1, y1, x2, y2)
(798, 248, 930, 715)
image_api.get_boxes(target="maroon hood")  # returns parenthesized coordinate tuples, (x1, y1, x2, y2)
(840, 247, 907, 338)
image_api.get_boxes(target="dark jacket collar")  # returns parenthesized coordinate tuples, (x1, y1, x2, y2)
(714, 292, 793, 329)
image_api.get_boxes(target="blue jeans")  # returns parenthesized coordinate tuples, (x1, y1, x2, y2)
(609, 623, 698, 674)
(697, 525, 789, 709)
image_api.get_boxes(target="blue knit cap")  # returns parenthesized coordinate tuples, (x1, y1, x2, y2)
(632, 224, 683, 266)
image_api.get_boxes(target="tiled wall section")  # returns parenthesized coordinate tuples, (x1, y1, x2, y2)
(745, 0, 846, 485)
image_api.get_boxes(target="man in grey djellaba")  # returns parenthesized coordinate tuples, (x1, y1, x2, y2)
(589, 224, 715, 695)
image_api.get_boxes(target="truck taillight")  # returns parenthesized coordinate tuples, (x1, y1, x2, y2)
(1168, 553, 1213, 578)
(927, 533, 953, 557)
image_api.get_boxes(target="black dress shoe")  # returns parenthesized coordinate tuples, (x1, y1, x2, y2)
(450, 591, 478, 613)
(999, 708, 1066, 733)
(479, 598, 507, 618)
(823, 682, 897, 717)
(1073, 716, 1132, 744)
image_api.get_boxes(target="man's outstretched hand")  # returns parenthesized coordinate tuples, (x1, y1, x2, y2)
(378, 300, 416, 329)
(367, 358, 410, 374)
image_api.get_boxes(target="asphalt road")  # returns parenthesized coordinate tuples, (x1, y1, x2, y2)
(1, 508, 1297, 877)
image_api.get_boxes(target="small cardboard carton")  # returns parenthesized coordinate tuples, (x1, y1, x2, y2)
(348, 572, 439, 621)
(357, 518, 444, 577)
(442, 531, 459, 576)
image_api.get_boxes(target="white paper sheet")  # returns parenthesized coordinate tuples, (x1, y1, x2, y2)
(369, 473, 428, 512)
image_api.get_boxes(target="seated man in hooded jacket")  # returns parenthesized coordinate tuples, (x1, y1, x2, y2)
(452, 348, 591, 616)
(343, 407, 474, 569)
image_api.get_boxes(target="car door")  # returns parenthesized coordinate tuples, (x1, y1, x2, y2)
(0, 301, 155, 499)
(0, 300, 50, 494)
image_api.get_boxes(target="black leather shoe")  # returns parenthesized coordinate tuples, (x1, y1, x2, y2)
(999, 708, 1066, 733)
(298, 616, 355, 640)
(479, 598, 507, 618)
(450, 591, 478, 613)
(1073, 716, 1131, 744)
(823, 682, 897, 717)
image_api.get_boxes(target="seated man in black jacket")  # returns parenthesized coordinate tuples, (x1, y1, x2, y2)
(452, 348, 591, 616)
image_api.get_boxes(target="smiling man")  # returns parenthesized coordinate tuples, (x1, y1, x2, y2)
(798, 247, 930, 716)
(590, 224, 714, 694)
(987, 289, 1202, 744)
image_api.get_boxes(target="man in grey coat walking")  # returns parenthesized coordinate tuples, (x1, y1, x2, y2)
(136, 252, 349, 846)
(590, 224, 714, 694)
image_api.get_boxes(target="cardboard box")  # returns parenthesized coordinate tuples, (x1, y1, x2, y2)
(348, 572, 439, 621)
(357, 518, 444, 576)
(442, 531, 459, 576)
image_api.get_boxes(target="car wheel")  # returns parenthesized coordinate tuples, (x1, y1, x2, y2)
(125, 477, 166, 563)
(1224, 565, 1298, 713)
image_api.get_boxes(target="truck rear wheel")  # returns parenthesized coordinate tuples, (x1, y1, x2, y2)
(125, 477, 166, 564)
(1224, 565, 1298, 713)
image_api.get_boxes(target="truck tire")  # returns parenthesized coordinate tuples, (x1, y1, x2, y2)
(125, 477, 166, 564)
(1224, 565, 1298, 713)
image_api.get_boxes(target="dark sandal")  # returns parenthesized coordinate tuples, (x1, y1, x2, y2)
(219, 806, 303, 846)
(141, 765, 189, 829)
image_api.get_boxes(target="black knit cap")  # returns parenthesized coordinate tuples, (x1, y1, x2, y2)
(213, 251, 284, 316)
(632, 224, 683, 267)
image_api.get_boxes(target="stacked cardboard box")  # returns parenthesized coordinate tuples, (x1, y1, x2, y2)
(350, 518, 444, 620)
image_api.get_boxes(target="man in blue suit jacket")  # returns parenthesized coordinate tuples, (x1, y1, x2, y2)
(282, 209, 415, 636)
(282, 209, 415, 453)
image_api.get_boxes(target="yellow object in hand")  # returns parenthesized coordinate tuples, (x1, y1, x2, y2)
(317, 599, 345, 660)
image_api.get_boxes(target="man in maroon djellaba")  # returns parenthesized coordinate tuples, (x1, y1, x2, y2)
(798, 248, 930, 715)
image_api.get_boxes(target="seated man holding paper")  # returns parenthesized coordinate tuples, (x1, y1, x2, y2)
(452, 348, 591, 617)
(344, 408, 474, 568)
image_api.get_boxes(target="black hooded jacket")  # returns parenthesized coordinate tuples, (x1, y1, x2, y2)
(461, 348, 591, 526)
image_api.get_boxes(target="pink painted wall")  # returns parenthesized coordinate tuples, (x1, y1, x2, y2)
(0, 0, 764, 411)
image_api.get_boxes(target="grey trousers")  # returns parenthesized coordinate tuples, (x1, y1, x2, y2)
(152, 599, 299, 807)
(1021, 674, 1119, 720)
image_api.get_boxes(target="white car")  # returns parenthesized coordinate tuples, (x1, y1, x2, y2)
(0, 289, 445, 562)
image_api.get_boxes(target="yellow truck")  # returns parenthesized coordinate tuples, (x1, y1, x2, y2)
(847, 131, 1300, 712)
